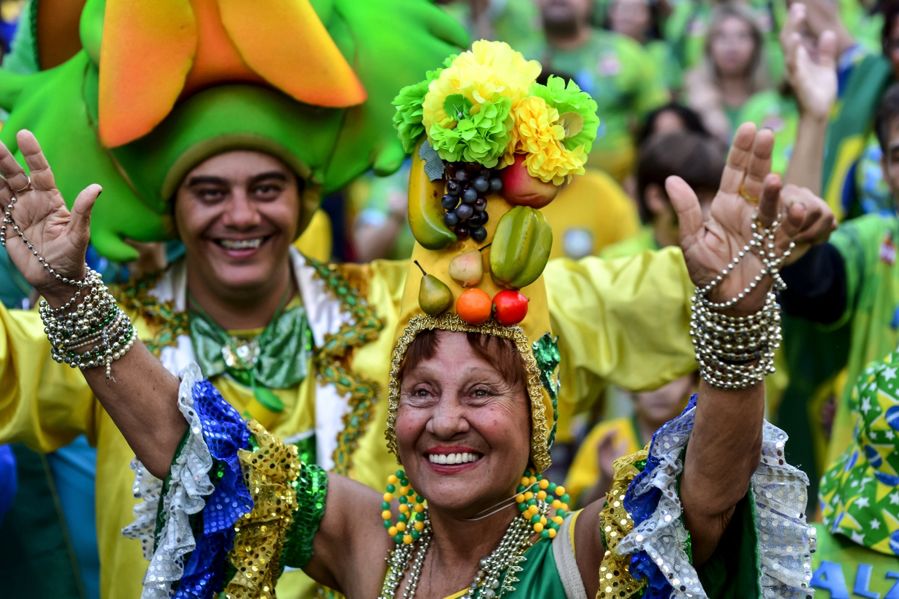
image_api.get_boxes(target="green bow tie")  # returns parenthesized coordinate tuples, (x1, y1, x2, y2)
(189, 305, 312, 413)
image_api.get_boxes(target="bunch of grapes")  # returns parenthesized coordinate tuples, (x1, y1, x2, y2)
(441, 162, 503, 243)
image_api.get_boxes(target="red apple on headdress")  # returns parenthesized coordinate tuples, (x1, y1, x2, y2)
(501, 154, 559, 208)
(493, 290, 529, 326)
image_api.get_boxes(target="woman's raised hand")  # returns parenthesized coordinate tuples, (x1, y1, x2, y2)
(666, 123, 822, 313)
(782, 2, 838, 121)
(0, 130, 102, 304)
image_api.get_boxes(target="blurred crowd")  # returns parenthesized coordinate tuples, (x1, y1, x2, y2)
(0, 0, 897, 597)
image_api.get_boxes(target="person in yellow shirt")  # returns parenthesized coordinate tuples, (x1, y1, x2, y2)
(542, 167, 640, 260)
(565, 373, 695, 507)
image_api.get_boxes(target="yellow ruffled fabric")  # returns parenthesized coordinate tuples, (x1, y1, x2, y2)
(226, 420, 301, 598)
(506, 96, 588, 185)
(597, 449, 648, 598)
(421, 40, 540, 129)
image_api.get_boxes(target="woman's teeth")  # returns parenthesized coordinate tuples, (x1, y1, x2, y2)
(428, 452, 479, 465)
(218, 238, 263, 249)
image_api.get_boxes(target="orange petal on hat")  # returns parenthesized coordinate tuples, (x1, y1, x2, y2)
(99, 0, 197, 148)
(218, 0, 366, 108)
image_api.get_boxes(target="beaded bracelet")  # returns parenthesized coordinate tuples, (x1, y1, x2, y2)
(690, 290, 781, 389)
(695, 216, 795, 311)
(40, 285, 137, 379)
(690, 214, 790, 390)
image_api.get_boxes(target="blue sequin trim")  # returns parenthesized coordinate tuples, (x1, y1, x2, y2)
(174, 380, 253, 598)
(624, 395, 698, 596)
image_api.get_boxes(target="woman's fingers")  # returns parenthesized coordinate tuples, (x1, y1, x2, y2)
(719, 122, 758, 195)
(666, 175, 704, 244)
(740, 128, 775, 202)
(817, 29, 838, 68)
(757, 173, 782, 229)
(782, 4, 804, 67)
(17, 130, 57, 193)
(783, 186, 835, 244)
(781, 201, 808, 243)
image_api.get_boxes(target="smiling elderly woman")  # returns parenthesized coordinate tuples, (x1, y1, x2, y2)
(0, 42, 826, 598)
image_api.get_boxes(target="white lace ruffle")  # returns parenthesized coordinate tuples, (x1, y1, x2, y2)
(615, 407, 814, 599)
(615, 403, 704, 597)
(122, 364, 215, 599)
(752, 422, 815, 598)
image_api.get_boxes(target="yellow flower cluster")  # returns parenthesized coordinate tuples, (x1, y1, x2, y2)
(421, 40, 541, 129)
(506, 96, 588, 185)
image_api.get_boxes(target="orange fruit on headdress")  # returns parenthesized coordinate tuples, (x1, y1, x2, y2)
(455, 288, 492, 325)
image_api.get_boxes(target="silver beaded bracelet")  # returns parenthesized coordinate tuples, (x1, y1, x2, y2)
(690, 290, 781, 389)
(39, 283, 136, 379)
(690, 215, 790, 390)
(2, 185, 135, 379)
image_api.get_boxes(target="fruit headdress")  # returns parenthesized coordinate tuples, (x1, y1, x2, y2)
(385, 41, 599, 472)
(0, 0, 467, 260)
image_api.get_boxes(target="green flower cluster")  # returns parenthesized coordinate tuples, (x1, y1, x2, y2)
(531, 76, 599, 152)
(392, 55, 457, 154)
(392, 79, 431, 154)
(428, 97, 512, 167)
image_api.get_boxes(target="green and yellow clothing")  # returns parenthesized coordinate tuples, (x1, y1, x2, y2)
(738, 89, 798, 177)
(564, 417, 641, 507)
(782, 215, 899, 474)
(517, 31, 668, 182)
(824, 215, 899, 467)
(0, 248, 696, 598)
(822, 52, 893, 221)
(811, 525, 899, 597)
(543, 168, 640, 261)
(0, 252, 408, 599)
(441, 513, 585, 598)
(810, 350, 899, 595)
